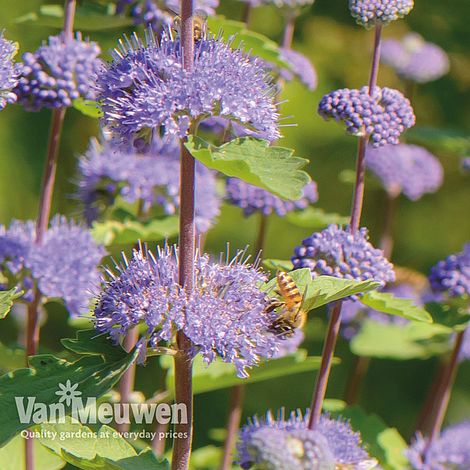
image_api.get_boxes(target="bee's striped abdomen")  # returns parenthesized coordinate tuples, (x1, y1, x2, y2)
(276, 271, 302, 310)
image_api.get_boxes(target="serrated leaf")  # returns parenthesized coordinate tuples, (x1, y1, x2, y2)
(350, 320, 450, 360)
(39, 420, 169, 470)
(424, 301, 470, 332)
(91, 217, 179, 246)
(73, 99, 103, 118)
(407, 127, 470, 155)
(0, 333, 139, 446)
(164, 350, 332, 397)
(262, 259, 293, 271)
(285, 207, 349, 229)
(333, 406, 409, 470)
(0, 433, 65, 470)
(0, 288, 23, 319)
(359, 291, 432, 323)
(207, 16, 288, 68)
(14, 5, 134, 31)
(185, 136, 311, 201)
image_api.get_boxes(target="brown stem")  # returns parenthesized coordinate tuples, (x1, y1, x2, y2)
(242, 3, 252, 26)
(349, 136, 368, 233)
(344, 356, 371, 405)
(282, 15, 295, 49)
(153, 420, 170, 456)
(379, 193, 398, 259)
(254, 214, 269, 257)
(220, 384, 245, 470)
(424, 331, 465, 458)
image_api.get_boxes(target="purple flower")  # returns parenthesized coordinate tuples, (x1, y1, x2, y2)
(165, 0, 219, 15)
(226, 178, 318, 217)
(349, 0, 414, 28)
(318, 86, 415, 147)
(382, 33, 449, 84)
(14, 33, 102, 111)
(0, 217, 105, 316)
(462, 157, 470, 173)
(366, 144, 444, 200)
(407, 422, 470, 469)
(0, 32, 21, 110)
(460, 328, 470, 362)
(238, 409, 374, 468)
(77, 137, 220, 233)
(429, 244, 470, 298)
(280, 48, 317, 90)
(96, 33, 279, 144)
(93, 246, 285, 377)
(292, 224, 395, 288)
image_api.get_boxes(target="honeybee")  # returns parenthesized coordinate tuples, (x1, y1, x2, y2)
(335, 459, 378, 470)
(171, 10, 208, 42)
(266, 271, 307, 337)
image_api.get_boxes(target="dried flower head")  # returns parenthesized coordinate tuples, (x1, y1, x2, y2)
(0, 32, 21, 110)
(77, 137, 220, 233)
(407, 422, 470, 469)
(382, 33, 449, 84)
(238, 409, 374, 469)
(429, 244, 470, 298)
(318, 86, 415, 147)
(366, 144, 444, 200)
(292, 224, 395, 288)
(15, 33, 102, 111)
(93, 246, 284, 377)
(349, 0, 414, 28)
(96, 33, 279, 145)
(226, 178, 318, 217)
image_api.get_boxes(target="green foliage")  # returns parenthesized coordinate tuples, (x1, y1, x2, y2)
(91, 216, 179, 246)
(73, 99, 103, 119)
(407, 127, 470, 155)
(162, 350, 333, 397)
(338, 169, 383, 190)
(262, 259, 294, 272)
(185, 136, 311, 200)
(14, 4, 133, 31)
(0, 288, 23, 319)
(0, 331, 139, 446)
(285, 207, 349, 229)
(207, 16, 288, 68)
(0, 342, 25, 372)
(333, 406, 409, 470)
(425, 301, 470, 332)
(263, 269, 380, 313)
(359, 291, 433, 323)
(39, 420, 169, 470)
(0, 433, 65, 470)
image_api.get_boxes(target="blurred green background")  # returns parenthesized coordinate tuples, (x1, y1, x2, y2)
(0, 0, 469, 464)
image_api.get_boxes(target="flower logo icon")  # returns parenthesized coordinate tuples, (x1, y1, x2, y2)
(55, 380, 82, 407)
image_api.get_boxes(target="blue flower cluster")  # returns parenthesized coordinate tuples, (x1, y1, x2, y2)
(366, 143, 444, 200)
(93, 246, 284, 377)
(0, 32, 21, 110)
(429, 244, 470, 298)
(77, 137, 220, 233)
(318, 86, 415, 147)
(279, 48, 317, 91)
(237, 409, 374, 469)
(407, 421, 470, 469)
(349, 0, 414, 28)
(292, 224, 395, 288)
(0, 217, 105, 316)
(226, 178, 318, 217)
(96, 34, 279, 145)
(14, 33, 102, 111)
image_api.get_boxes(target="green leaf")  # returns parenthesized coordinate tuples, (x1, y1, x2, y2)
(263, 269, 380, 313)
(163, 350, 333, 397)
(359, 291, 433, 323)
(190, 445, 223, 470)
(0, 288, 23, 319)
(407, 126, 470, 155)
(0, 343, 25, 372)
(0, 333, 140, 446)
(185, 136, 311, 201)
(91, 216, 179, 246)
(207, 16, 287, 68)
(285, 207, 349, 229)
(73, 99, 103, 119)
(425, 301, 470, 332)
(0, 433, 65, 470)
(262, 259, 293, 271)
(39, 420, 169, 470)
(333, 406, 409, 470)
(350, 320, 450, 360)
(14, 5, 134, 31)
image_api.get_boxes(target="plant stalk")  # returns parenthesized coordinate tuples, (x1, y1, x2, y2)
(308, 24, 383, 429)
(171, 1, 195, 469)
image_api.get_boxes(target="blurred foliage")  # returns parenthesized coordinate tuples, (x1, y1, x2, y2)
(0, 0, 469, 466)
